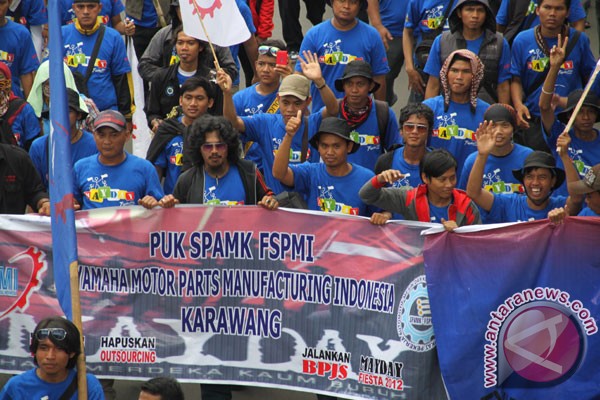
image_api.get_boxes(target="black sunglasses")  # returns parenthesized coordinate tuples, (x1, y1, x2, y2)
(34, 328, 68, 341)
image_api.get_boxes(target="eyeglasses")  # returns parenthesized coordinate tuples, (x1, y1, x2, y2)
(201, 142, 227, 152)
(34, 328, 67, 341)
(258, 45, 280, 57)
(403, 123, 428, 133)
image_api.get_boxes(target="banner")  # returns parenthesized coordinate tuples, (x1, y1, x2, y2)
(0, 208, 446, 400)
(180, 0, 251, 47)
(127, 38, 153, 158)
(423, 218, 600, 400)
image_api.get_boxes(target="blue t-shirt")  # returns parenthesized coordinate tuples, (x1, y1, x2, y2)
(61, 0, 125, 26)
(203, 164, 246, 205)
(485, 193, 567, 223)
(229, 0, 256, 86)
(241, 112, 322, 194)
(429, 203, 449, 223)
(73, 153, 164, 209)
(291, 162, 376, 216)
(578, 207, 600, 217)
(404, 0, 451, 42)
(29, 130, 98, 189)
(233, 82, 279, 172)
(154, 132, 183, 195)
(379, 0, 408, 37)
(0, 369, 104, 400)
(423, 95, 489, 177)
(339, 104, 400, 171)
(496, 0, 586, 27)
(9, 102, 40, 148)
(127, 0, 157, 28)
(424, 33, 511, 84)
(6, 0, 48, 28)
(62, 24, 131, 112)
(510, 27, 595, 117)
(296, 20, 389, 111)
(0, 20, 40, 98)
(458, 143, 533, 193)
(544, 120, 600, 196)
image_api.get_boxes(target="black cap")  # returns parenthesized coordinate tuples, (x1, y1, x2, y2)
(557, 89, 600, 124)
(309, 117, 360, 154)
(512, 151, 565, 189)
(334, 60, 380, 93)
(67, 88, 87, 116)
(483, 103, 516, 130)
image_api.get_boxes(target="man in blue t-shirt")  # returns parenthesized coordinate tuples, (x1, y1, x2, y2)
(0, 317, 104, 400)
(424, 49, 489, 178)
(295, 0, 389, 111)
(334, 59, 400, 171)
(510, 0, 595, 152)
(423, 0, 511, 105)
(273, 116, 375, 217)
(62, 0, 132, 121)
(219, 51, 338, 195)
(467, 121, 583, 222)
(73, 110, 165, 210)
(458, 103, 533, 193)
(539, 35, 600, 196)
(0, 0, 39, 98)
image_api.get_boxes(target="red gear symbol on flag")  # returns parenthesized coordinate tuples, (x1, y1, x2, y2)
(189, 0, 223, 18)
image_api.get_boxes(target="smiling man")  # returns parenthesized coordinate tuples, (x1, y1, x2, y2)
(0, 317, 103, 400)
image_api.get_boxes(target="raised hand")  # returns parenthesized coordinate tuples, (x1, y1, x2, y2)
(299, 50, 323, 82)
(476, 120, 496, 155)
(549, 34, 568, 68)
(376, 169, 406, 185)
(285, 110, 302, 137)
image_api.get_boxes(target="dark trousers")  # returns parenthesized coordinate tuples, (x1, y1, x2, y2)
(132, 26, 161, 61)
(513, 116, 551, 153)
(278, 0, 326, 51)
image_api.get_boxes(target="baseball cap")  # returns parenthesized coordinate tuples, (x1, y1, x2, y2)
(94, 110, 126, 132)
(334, 60, 380, 93)
(309, 117, 360, 154)
(569, 164, 600, 194)
(512, 151, 565, 189)
(278, 75, 311, 101)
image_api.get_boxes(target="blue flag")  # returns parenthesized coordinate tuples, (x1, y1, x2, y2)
(48, 0, 78, 320)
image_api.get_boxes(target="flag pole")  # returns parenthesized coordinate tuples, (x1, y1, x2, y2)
(47, 0, 88, 397)
(190, 0, 222, 71)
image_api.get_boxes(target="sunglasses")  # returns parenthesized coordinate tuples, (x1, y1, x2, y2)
(34, 328, 68, 341)
(201, 142, 227, 152)
(403, 123, 428, 133)
(258, 45, 280, 57)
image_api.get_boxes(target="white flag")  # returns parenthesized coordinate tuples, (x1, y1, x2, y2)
(180, 0, 251, 47)
(127, 39, 153, 158)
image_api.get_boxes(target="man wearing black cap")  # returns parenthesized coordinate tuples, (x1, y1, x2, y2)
(467, 122, 582, 222)
(334, 59, 400, 171)
(273, 116, 375, 216)
(569, 163, 600, 216)
(29, 88, 98, 190)
(62, 0, 132, 122)
(539, 35, 600, 196)
(73, 110, 165, 210)
(458, 103, 533, 193)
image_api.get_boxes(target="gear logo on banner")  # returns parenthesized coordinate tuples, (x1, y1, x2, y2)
(189, 0, 222, 18)
(396, 274, 435, 352)
(0, 247, 48, 320)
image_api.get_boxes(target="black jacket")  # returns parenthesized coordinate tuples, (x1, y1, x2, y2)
(173, 159, 273, 205)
